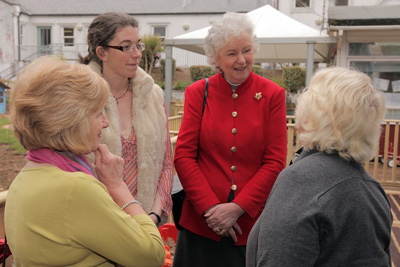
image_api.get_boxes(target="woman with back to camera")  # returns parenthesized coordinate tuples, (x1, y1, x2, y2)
(173, 12, 287, 267)
(246, 67, 392, 267)
(80, 12, 173, 225)
(5, 56, 166, 266)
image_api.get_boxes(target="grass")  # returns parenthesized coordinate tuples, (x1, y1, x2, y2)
(0, 117, 26, 154)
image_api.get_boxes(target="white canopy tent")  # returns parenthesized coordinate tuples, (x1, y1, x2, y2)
(163, 4, 337, 115)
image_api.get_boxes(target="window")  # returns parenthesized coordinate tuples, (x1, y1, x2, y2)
(19, 24, 25, 45)
(335, 0, 348, 6)
(38, 27, 52, 56)
(38, 27, 51, 46)
(349, 42, 400, 93)
(350, 60, 400, 119)
(63, 27, 74, 47)
(153, 26, 166, 40)
(295, 0, 310, 8)
(349, 42, 400, 56)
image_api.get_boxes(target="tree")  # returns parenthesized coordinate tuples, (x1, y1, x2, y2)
(141, 35, 164, 74)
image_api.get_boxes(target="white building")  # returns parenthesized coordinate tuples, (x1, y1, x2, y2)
(0, 0, 274, 77)
(1, 0, 400, 117)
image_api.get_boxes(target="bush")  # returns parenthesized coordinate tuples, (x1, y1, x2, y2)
(252, 65, 262, 76)
(140, 35, 163, 73)
(155, 80, 165, 90)
(283, 66, 306, 93)
(173, 81, 188, 91)
(160, 59, 176, 79)
(189, 65, 216, 82)
(272, 77, 285, 88)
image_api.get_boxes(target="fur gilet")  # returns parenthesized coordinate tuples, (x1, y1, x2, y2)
(88, 62, 167, 212)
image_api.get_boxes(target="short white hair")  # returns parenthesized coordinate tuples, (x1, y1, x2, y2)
(204, 12, 260, 68)
(295, 67, 386, 163)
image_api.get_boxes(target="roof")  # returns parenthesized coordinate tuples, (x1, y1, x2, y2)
(10, 0, 272, 16)
(329, 5, 400, 20)
(165, 4, 337, 63)
(0, 81, 10, 89)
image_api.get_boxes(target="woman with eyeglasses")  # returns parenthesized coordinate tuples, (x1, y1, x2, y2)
(80, 12, 173, 226)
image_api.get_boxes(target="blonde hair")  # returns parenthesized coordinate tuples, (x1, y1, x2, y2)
(295, 67, 385, 163)
(10, 56, 110, 155)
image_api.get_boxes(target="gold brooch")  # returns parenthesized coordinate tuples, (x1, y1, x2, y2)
(254, 92, 262, 101)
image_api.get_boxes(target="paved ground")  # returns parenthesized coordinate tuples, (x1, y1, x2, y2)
(171, 89, 185, 100)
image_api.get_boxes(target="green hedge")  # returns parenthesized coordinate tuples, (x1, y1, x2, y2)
(189, 65, 269, 82)
(160, 59, 176, 79)
(155, 81, 165, 90)
(173, 81, 188, 91)
(283, 66, 306, 93)
(189, 65, 216, 82)
(252, 65, 262, 76)
(272, 77, 285, 88)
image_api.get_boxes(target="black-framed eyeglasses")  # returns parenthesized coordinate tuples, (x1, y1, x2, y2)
(106, 43, 146, 53)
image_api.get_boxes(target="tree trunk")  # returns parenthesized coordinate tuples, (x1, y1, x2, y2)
(149, 55, 155, 74)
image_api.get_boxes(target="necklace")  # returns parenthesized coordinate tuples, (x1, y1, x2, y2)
(222, 73, 241, 94)
(112, 80, 130, 105)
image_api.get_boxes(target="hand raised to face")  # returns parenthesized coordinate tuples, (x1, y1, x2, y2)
(94, 144, 125, 188)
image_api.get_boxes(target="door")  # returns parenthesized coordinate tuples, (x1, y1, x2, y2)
(0, 89, 5, 114)
(37, 27, 52, 56)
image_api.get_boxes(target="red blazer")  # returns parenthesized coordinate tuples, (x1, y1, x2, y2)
(174, 72, 287, 245)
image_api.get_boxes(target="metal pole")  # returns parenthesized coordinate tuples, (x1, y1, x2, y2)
(12, 5, 21, 61)
(17, 14, 21, 61)
(165, 45, 173, 116)
(306, 41, 316, 87)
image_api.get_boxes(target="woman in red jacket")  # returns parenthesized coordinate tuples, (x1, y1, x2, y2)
(173, 11, 287, 267)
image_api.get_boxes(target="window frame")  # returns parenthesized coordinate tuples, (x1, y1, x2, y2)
(63, 26, 75, 47)
(335, 0, 348, 6)
(294, 0, 310, 9)
(150, 24, 168, 41)
(19, 24, 25, 46)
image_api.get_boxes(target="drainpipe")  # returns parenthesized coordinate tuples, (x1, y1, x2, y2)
(306, 41, 316, 87)
(12, 4, 21, 61)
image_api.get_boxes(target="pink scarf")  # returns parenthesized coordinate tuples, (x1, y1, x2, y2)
(27, 148, 96, 178)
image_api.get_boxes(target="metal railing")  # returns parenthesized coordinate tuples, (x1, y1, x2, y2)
(0, 44, 88, 80)
(0, 46, 57, 79)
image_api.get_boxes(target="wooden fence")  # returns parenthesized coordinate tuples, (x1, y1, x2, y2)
(169, 114, 400, 187)
(168, 116, 182, 137)
(169, 98, 184, 117)
(0, 106, 398, 247)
